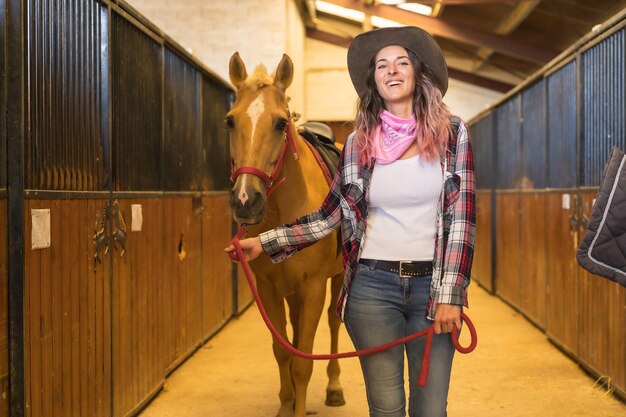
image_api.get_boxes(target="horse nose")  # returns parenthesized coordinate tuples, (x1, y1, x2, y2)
(230, 186, 265, 221)
(229, 188, 242, 209)
(247, 191, 264, 211)
(230, 189, 263, 209)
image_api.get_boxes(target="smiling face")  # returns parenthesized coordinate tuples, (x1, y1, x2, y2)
(374, 45, 416, 116)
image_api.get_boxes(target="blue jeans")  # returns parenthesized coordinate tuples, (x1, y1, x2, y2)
(344, 263, 455, 417)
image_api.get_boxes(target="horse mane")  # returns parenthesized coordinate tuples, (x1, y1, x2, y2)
(243, 64, 274, 92)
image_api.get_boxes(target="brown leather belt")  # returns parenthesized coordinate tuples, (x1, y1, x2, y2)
(359, 258, 433, 278)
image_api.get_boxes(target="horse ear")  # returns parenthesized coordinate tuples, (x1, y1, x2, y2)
(229, 52, 248, 89)
(274, 54, 293, 91)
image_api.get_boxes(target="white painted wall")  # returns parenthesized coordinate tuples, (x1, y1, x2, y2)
(443, 80, 503, 122)
(126, 0, 503, 123)
(127, 0, 306, 117)
(285, 0, 306, 119)
(304, 38, 358, 121)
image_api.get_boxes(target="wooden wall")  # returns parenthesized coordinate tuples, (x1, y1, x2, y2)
(4, 0, 239, 414)
(22, 193, 239, 417)
(202, 195, 235, 335)
(24, 198, 112, 417)
(484, 189, 626, 398)
(492, 191, 548, 328)
(473, 190, 493, 292)
(608, 279, 626, 393)
(0, 198, 7, 417)
(518, 192, 547, 326)
(544, 191, 579, 356)
(162, 198, 204, 372)
(112, 199, 165, 417)
(544, 187, 626, 392)
(576, 191, 626, 394)
(495, 193, 521, 308)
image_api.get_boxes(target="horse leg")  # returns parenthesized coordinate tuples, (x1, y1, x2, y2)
(291, 277, 327, 417)
(257, 280, 295, 417)
(286, 294, 300, 348)
(325, 272, 346, 406)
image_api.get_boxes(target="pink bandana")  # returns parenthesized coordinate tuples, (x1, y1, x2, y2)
(372, 110, 417, 164)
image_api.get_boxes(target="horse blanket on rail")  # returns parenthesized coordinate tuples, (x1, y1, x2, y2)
(577, 146, 626, 288)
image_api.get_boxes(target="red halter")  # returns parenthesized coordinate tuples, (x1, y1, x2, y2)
(230, 118, 300, 197)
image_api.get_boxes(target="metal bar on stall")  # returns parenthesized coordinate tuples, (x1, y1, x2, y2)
(7, 0, 26, 414)
(63, 0, 70, 190)
(86, 0, 94, 191)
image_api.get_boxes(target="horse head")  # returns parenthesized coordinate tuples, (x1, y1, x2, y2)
(226, 52, 294, 224)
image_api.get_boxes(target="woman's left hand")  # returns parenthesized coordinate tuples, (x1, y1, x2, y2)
(433, 304, 462, 335)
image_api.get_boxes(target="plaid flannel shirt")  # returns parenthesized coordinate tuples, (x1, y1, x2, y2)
(259, 116, 475, 321)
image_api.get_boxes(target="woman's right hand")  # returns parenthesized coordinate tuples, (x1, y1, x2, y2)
(224, 236, 263, 263)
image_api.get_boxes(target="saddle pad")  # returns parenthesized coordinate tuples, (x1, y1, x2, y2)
(577, 146, 626, 287)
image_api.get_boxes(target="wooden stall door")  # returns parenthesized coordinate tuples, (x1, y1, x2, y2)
(473, 191, 493, 292)
(0, 199, 7, 417)
(112, 199, 166, 417)
(163, 198, 203, 372)
(576, 191, 626, 396)
(24, 199, 111, 417)
(202, 194, 234, 338)
(544, 191, 579, 356)
(608, 281, 626, 397)
(495, 193, 521, 307)
(519, 192, 547, 328)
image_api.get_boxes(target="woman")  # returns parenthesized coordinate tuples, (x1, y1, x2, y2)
(226, 26, 475, 417)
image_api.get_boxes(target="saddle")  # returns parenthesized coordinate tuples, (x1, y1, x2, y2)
(298, 122, 341, 178)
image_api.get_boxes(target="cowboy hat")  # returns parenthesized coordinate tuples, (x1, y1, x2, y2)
(347, 26, 448, 97)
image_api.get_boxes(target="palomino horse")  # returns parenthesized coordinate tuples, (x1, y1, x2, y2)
(226, 52, 345, 417)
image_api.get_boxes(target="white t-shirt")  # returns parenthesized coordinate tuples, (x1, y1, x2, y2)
(360, 154, 442, 261)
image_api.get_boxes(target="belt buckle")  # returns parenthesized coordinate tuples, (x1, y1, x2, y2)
(399, 261, 413, 278)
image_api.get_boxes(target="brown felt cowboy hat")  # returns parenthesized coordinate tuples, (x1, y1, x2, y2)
(347, 26, 448, 98)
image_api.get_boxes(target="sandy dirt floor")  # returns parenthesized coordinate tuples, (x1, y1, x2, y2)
(139, 283, 626, 417)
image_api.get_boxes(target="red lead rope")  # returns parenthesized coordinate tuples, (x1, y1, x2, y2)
(228, 226, 478, 387)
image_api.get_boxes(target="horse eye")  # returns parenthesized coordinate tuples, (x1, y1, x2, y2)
(275, 118, 288, 131)
(224, 116, 235, 129)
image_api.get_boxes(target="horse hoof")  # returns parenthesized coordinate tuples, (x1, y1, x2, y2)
(325, 388, 346, 406)
(276, 405, 293, 417)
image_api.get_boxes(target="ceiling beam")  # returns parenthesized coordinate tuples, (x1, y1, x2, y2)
(307, 27, 352, 47)
(399, 1, 517, 3)
(323, 0, 557, 63)
(495, 0, 541, 34)
(306, 28, 516, 92)
(472, 0, 541, 71)
(435, 0, 516, 4)
(446, 68, 514, 92)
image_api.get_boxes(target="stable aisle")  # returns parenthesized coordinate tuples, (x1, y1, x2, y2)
(140, 283, 626, 417)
